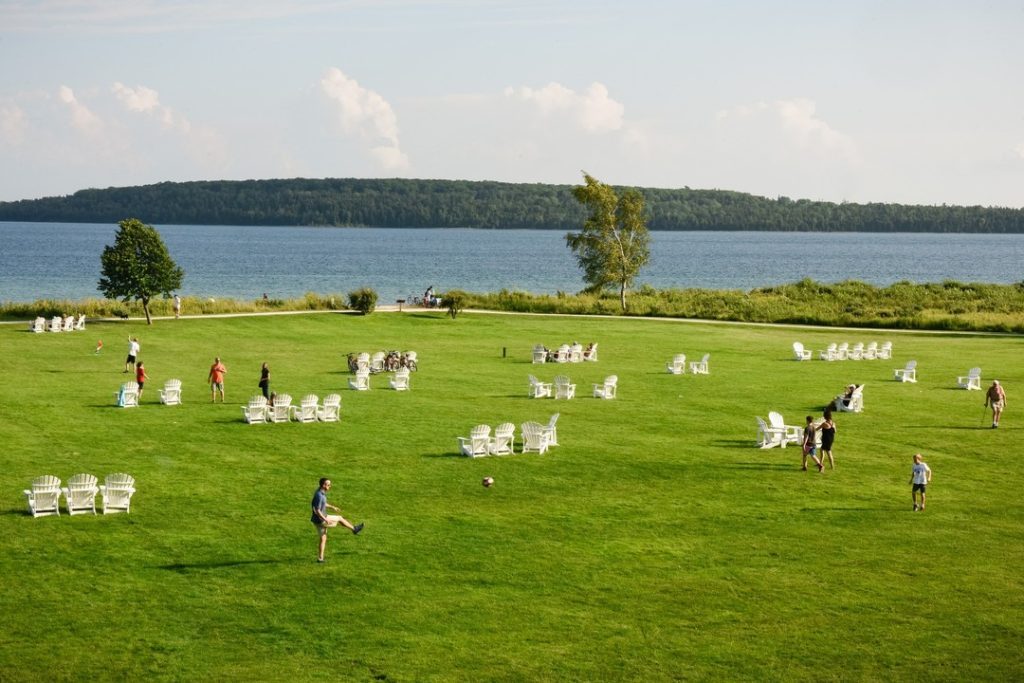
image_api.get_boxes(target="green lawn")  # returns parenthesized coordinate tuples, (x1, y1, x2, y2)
(2, 312, 1022, 681)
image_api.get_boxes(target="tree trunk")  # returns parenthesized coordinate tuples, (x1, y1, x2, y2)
(142, 298, 152, 325)
(620, 282, 627, 311)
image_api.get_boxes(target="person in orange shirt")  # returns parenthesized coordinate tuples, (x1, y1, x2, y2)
(208, 356, 227, 403)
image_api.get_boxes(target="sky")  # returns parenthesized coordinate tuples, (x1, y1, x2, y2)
(1, 0, 1022, 207)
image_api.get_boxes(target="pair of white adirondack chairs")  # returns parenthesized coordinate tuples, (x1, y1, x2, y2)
(458, 414, 560, 457)
(348, 368, 411, 391)
(24, 473, 136, 517)
(755, 412, 803, 449)
(242, 394, 341, 424)
(114, 379, 182, 407)
(666, 354, 710, 375)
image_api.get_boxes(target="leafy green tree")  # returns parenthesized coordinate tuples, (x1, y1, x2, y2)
(566, 173, 651, 311)
(98, 218, 184, 325)
(441, 290, 467, 319)
(347, 287, 378, 315)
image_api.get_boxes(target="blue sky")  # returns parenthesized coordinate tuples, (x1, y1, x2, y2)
(1, 1, 1022, 207)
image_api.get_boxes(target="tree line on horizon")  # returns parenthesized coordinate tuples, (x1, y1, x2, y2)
(2, 177, 1023, 232)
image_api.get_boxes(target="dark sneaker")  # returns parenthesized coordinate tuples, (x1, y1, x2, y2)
(352, 523, 364, 535)
(317, 558, 325, 563)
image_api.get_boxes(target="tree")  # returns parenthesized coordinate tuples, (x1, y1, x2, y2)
(347, 287, 378, 315)
(566, 173, 650, 311)
(98, 218, 184, 325)
(441, 290, 467, 319)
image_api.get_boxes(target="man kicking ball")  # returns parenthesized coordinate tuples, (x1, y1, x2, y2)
(311, 478, 363, 563)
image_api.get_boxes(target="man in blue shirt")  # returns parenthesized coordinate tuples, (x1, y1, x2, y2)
(311, 478, 363, 563)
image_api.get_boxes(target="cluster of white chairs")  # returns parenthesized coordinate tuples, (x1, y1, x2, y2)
(348, 367, 411, 391)
(242, 393, 341, 424)
(665, 353, 710, 375)
(457, 414, 560, 457)
(114, 379, 182, 407)
(24, 473, 135, 517)
(529, 374, 617, 399)
(532, 342, 598, 364)
(957, 367, 982, 390)
(347, 351, 417, 374)
(31, 314, 86, 333)
(755, 411, 803, 449)
(812, 341, 892, 361)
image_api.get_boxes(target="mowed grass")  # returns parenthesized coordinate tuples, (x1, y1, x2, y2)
(2, 311, 1023, 682)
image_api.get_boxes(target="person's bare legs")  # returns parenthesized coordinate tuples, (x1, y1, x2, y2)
(822, 449, 834, 469)
(318, 527, 328, 561)
(919, 491, 926, 511)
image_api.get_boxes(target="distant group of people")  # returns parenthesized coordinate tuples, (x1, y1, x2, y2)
(422, 286, 439, 308)
(346, 351, 417, 373)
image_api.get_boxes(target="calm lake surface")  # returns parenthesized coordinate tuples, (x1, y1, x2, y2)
(2, 222, 1022, 304)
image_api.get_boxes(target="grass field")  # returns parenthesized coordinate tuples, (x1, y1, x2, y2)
(2, 311, 1023, 681)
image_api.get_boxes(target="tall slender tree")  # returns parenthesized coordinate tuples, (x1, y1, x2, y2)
(566, 173, 650, 311)
(98, 218, 184, 325)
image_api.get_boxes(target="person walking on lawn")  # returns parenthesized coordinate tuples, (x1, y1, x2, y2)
(311, 478, 363, 563)
(986, 380, 1006, 428)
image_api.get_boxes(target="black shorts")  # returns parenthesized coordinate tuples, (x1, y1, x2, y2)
(127, 354, 136, 364)
(137, 382, 144, 391)
(912, 483, 927, 493)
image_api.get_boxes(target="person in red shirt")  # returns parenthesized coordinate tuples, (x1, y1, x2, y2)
(135, 361, 149, 400)
(208, 357, 227, 403)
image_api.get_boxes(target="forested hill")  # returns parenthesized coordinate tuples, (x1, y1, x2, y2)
(1, 177, 1022, 232)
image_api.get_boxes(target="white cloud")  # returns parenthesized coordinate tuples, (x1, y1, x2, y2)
(57, 85, 102, 134)
(112, 82, 191, 133)
(504, 81, 624, 133)
(717, 98, 859, 163)
(320, 67, 409, 170)
(0, 104, 28, 145)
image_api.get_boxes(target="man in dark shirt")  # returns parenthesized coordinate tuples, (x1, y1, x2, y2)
(311, 478, 363, 563)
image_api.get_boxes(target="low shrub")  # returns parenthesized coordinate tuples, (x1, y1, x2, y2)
(348, 287, 378, 315)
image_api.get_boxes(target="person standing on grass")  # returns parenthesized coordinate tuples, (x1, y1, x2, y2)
(258, 362, 271, 400)
(311, 478, 363, 563)
(801, 415, 824, 472)
(124, 336, 140, 373)
(135, 361, 149, 400)
(985, 380, 1006, 428)
(910, 453, 932, 511)
(208, 357, 227, 403)
(173, 294, 181, 319)
(819, 408, 837, 470)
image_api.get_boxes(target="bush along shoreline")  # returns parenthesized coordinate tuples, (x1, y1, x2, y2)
(3, 279, 1023, 333)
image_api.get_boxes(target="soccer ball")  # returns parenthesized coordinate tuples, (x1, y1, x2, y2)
(482, 476, 494, 488)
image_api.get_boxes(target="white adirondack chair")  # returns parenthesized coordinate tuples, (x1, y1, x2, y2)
(554, 375, 576, 400)
(593, 375, 618, 399)
(834, 384, 865, 413)
(115, 381, 140, 408)
(767, 411, 802, 447)
(99, 473, 136, 514)
(292, 394, 319, 423)
(528, 375, 552, 398)
(690, 353, 710, 375)
(24, 475, 62, 517)
(158, 379, 182, 405)
(957, 367, 982, 390)
(836, 342, 849, 360)
(569, 343, 583, 363)
(62, 473, 99, 515)
(75, 314, 86, 330)
(49, 316, 62, 332)
(489, 422, 515, 455)
(554, 344, 570, 363)
(849, 342, 864, 361)
(61, 316, 74, 331)
(894, 360, 917, 383)
(268, 393, 293, 423)
(355, 352, 370, 372)
(818, 343, 838, 361)
(317, 394, 341, 422)
(583, 343, 598, 362)
(792, 342, 812, 361)
(877, 341, 893, 360)
(390, 368, 411, 391)
(863, 341, 878, 360)
(532, 344, 547, 363)
(542, 413, 559, 446)
(30, 317, 46, 333)
(370, 352, 386, 373)
(349, 369, 371, 391)
(755, 416, 784, 449)
(520, 421, 550, 454)
(666, 354, 687, 374)
(458, 425, 492, 457)
(242, 396, 269, 423)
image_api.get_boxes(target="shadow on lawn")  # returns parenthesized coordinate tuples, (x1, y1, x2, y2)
(157, 558, 305, 572)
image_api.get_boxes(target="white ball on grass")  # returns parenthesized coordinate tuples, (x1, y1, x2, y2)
(482, 476, 494, 488)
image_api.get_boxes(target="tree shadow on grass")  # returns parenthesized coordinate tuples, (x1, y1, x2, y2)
(157, 558, 304, 573)
(421, 451, 467, 459)
(724, 461, 793, 470)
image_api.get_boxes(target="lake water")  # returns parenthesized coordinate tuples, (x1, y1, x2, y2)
(1, 222, 1022, 304)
